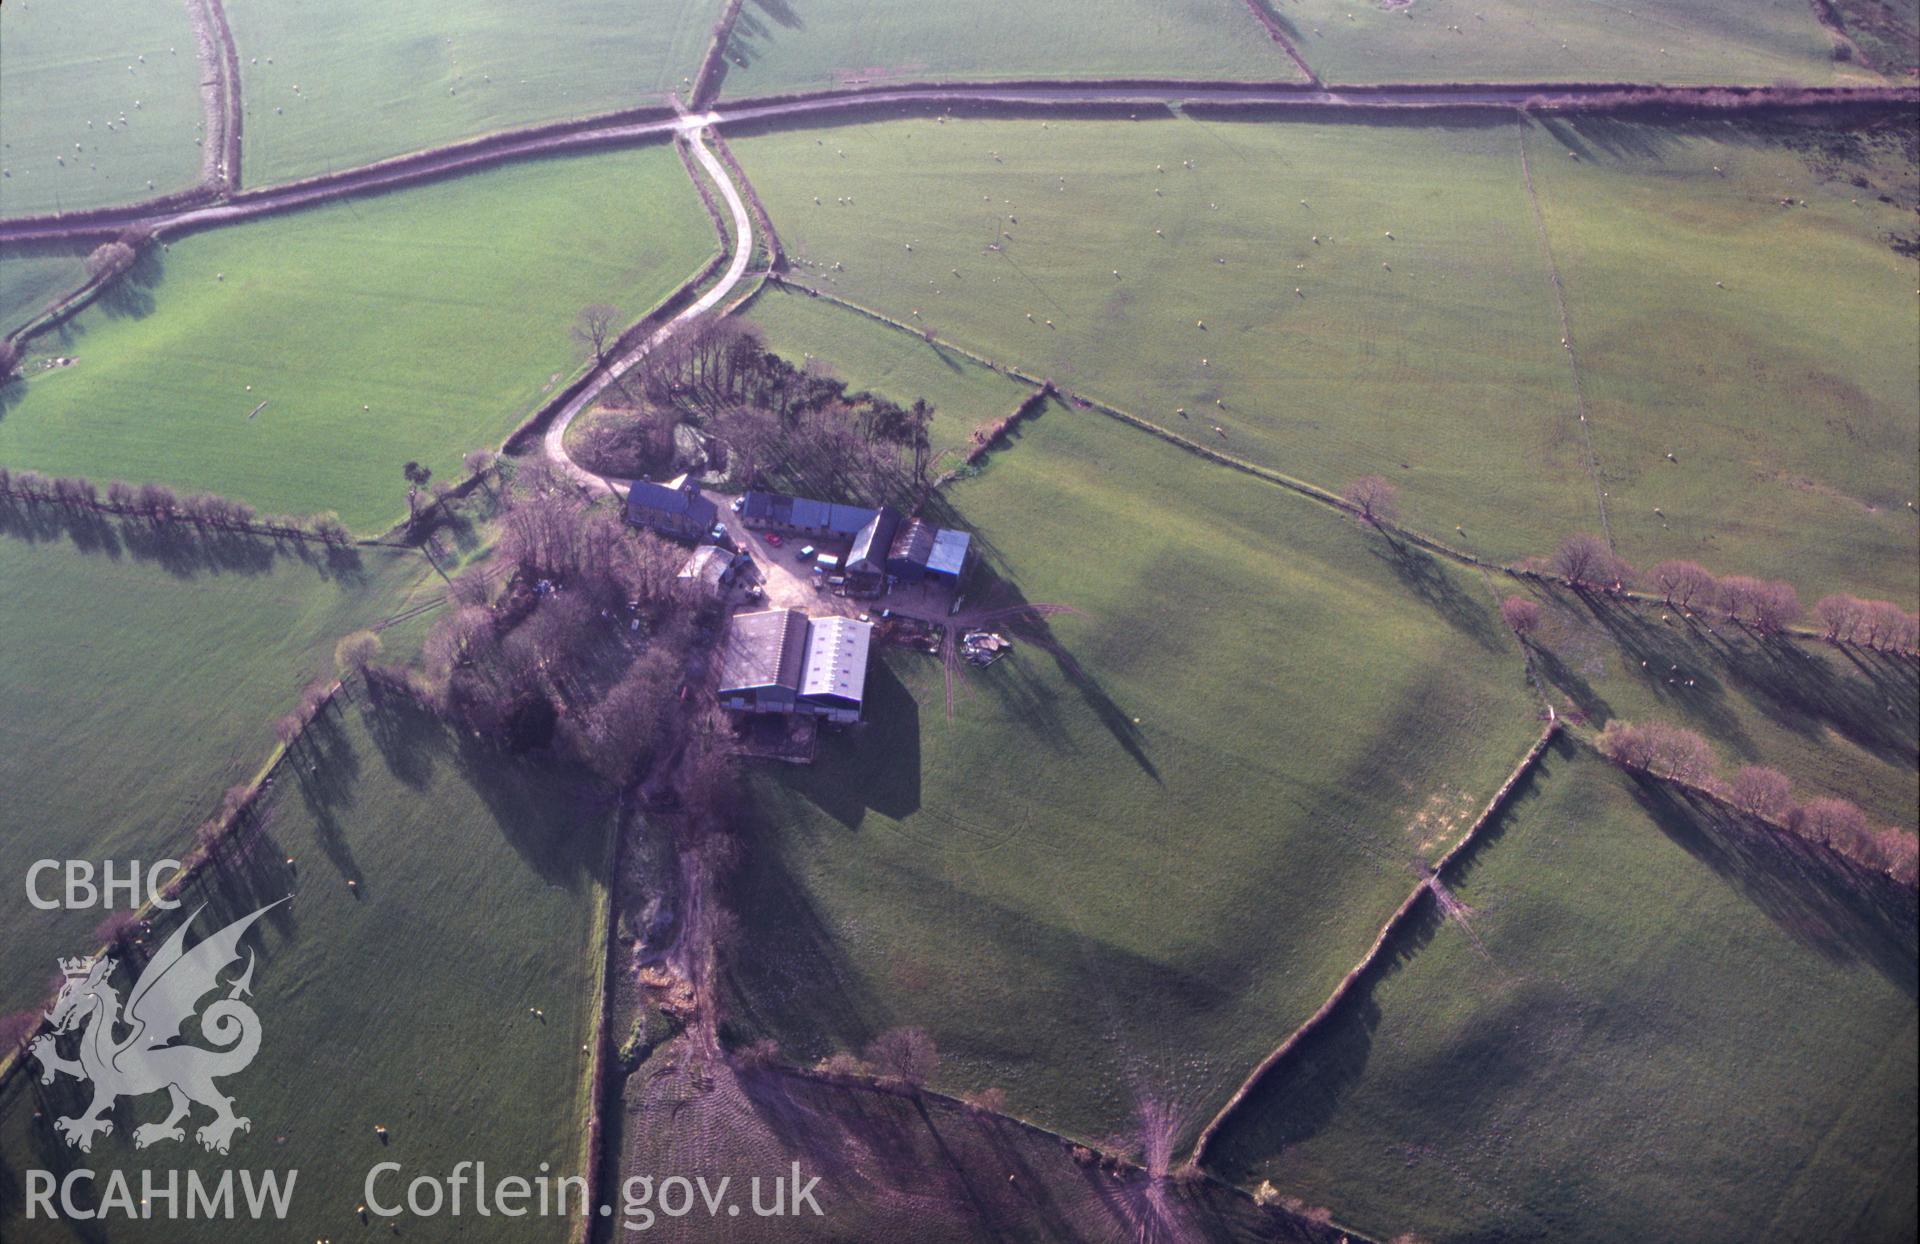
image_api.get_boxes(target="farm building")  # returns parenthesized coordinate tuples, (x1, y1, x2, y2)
(739, 489, 878, 539)
(887, 517, 937, 582)
(676, 544, 738, 597)
(626, 474, 717, 539)
(845, 506, 901, 596)
(926, 527, 973, 585)
(718, 608, 874, 725)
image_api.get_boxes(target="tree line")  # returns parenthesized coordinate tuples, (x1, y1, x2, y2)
(1597, 718, 1918, 885)
(1342, 474, 1917, 656)
(0, 466, 351, 543)
(1542, 531, 1918, 652)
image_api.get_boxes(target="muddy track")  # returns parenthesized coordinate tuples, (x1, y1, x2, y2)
(3, 80, 1912, 247)
(181, 0, 242, 192)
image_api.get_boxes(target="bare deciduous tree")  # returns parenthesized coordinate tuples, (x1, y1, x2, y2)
(1815, 593, 1866, 642)
(1790, 797, 1872, 851)
(1551, 533, 1629, 590)
(1342, 474, 1399, 526)
(334, 630, 383, 678)
(1716, 574, 1764, 623)
(1750, 580, 1801, 634)
(1651, 560, 1716, 609)
(864, 1027, 939, 1090)
(1729, 766, 1795, 821)
(572, 303, 622, 365)
(1500, 595, 1544, 638)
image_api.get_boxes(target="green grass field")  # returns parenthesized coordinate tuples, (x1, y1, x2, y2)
(733, 111, 1919, 602)
(735, 112, 1603, 563)
(1511, 582, 1919, 828)
(740, 282, 1038, 458)
(227, 0, 718, 186)
(0, 0, 206, 216)
(0, 521, 440, 1017)
(1280, 0, 1869, 85)
(0, 250, 87, 337)
(1522, 117, 1920, 604)
(0, 147, 712, 532)
(723, 398, 1544, 1151)
(1206, 742, 1918, 1243)
(715, 0, 1307, 99)
(0, 698, 612, 1243)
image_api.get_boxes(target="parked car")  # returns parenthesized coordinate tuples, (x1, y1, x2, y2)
(798, 545, 816, 560)
(729, 496, 745, 512)
(709, 524, 728, 543)
(766, 533, 783, 547)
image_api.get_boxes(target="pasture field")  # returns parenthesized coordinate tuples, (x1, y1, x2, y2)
(733, 111, 1920, 601)
(0, 699, 612, 1243)
(740, 282, 1038, 458)
(606, 1043, 1310, 1243)
(0, 250, 87, 337)
(735, 111, 1598, 563)
(1511, 581, 1919, 828)
(0, 0, 205, 216)
(723, 398, 1545, 1152)
(0, 522, 437, 1017)
(227, 0, 718, 185)
(1205, 743, 1919, 1244)
(1521, 116, 1920, 604)
(1280, 0, 1867, 86)
(0, 147, 713, 532)
(714, 0, 1307, 100)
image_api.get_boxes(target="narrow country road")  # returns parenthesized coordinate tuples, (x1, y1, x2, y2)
(3, 80, 1910, 246)
(542, 118, 752, 498)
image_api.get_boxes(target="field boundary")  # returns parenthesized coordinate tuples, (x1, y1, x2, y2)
(571, 797, 629, 1244)
(1239, 0, 1323, 86)
(691, 0, 747, 109)
(0, 675, 355, 1094)
(754, 1060, 1358, 1242)
(5, 83, 1913, 246)
(1187, 720, 1562, 1170)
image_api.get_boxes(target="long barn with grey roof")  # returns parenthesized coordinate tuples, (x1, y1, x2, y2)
(718, 608, 874, 724)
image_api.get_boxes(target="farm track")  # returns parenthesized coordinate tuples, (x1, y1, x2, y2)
(541, 121, 755, 498)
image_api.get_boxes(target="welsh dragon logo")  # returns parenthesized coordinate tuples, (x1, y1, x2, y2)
(29, 900, 285, 1155)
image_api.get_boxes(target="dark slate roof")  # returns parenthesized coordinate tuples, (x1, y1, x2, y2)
(718, 608, 810, 693)
(627, 480, 716, 526)
(889, 517, 936, 567)
(826, 503, 879, 535)
(847, 506, 900, 573)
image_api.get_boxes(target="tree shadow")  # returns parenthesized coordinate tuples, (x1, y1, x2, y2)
(1367, 534, 1503, 651)
(0, 495, 364, 583)
(1629, 777, 1918, 997)
(93, 246, 165, 322)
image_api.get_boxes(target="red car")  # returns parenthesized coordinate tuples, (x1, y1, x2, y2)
(765, 533, 783, 547)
